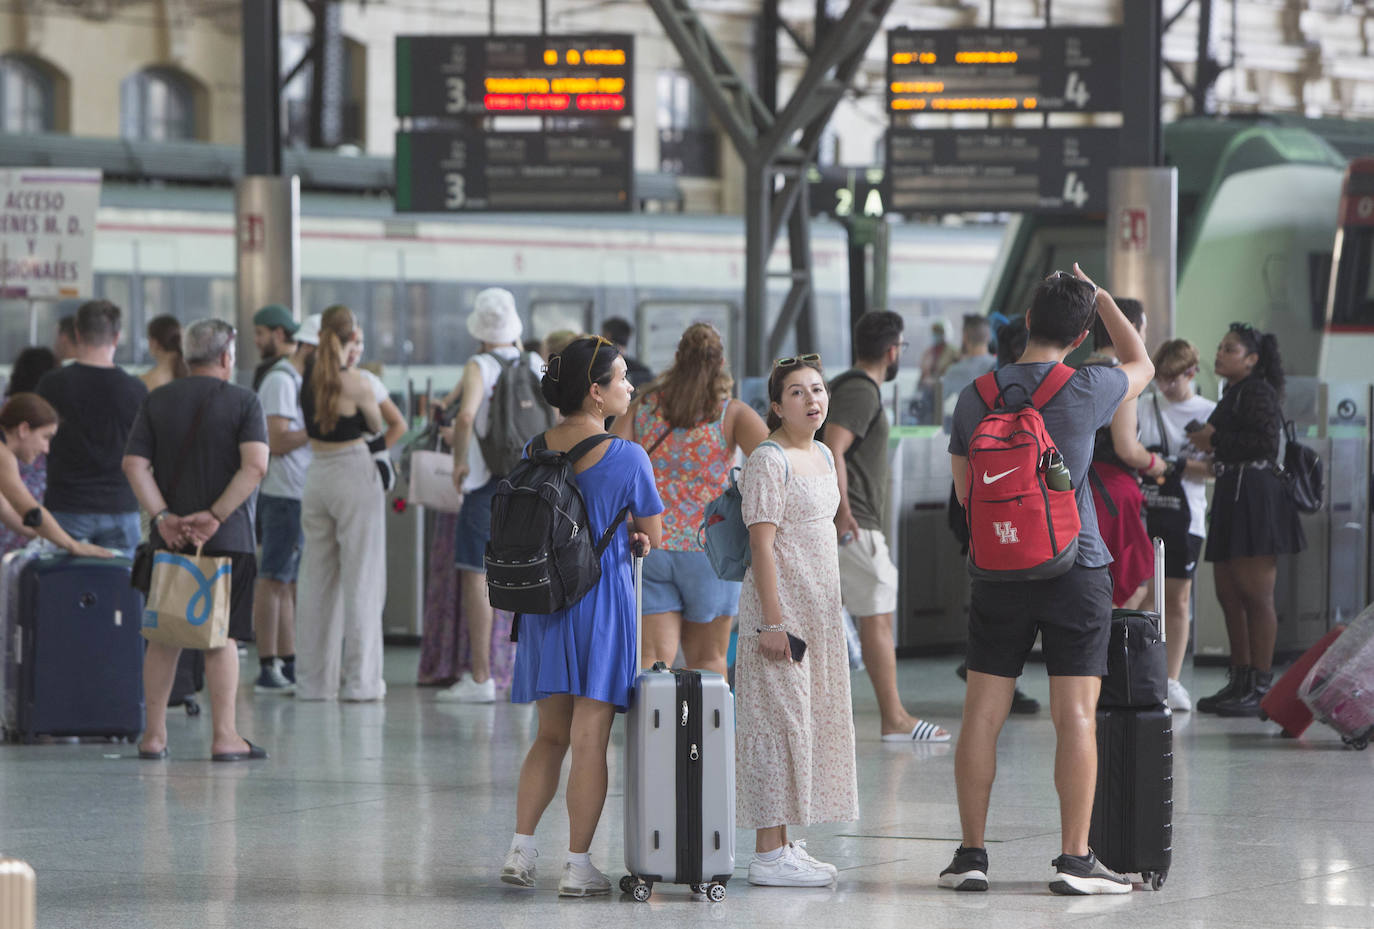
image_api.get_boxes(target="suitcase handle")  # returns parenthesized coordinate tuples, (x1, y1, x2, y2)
(1153, 536, 1166, 643)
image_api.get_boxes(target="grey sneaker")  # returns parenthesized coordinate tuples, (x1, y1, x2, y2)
(1049, 851, 1132, 895)
(253, 661, 295, 695)
(938, 845, 989, 891)
(500, 845, 537, 888)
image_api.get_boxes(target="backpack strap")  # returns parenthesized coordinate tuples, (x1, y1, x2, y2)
(567, 433, 614, 464)
(1087, 465, 1118, 518)
(1029, 363, 1076, 409)
(754, 439, 791, 479)
(973, 371, 1001, 409)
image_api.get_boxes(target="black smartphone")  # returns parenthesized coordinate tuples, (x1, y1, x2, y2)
(1184, 419, 1206, 433)
(755, 630, 809, 662)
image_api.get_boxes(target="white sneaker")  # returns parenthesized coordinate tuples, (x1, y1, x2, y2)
(435, 675, 496, 703)
(500, 846, 537, 888)
(1167, 678, 1192, 712)
(748, 845, 836, 887)
(557, 860, 611, 897)
(788, 840, 838, 877)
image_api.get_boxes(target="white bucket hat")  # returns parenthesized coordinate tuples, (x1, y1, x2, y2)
(295, 313, 323, 346)
(466, 288, 523, 345)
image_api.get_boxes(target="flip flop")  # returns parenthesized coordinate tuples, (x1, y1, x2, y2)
(137, 746, 168, 760)
(210, 739, 269, 762)
(881, 720, 951, 743)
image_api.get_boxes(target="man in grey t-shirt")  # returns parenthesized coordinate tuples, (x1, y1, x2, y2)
(938, 268, 1152, 896)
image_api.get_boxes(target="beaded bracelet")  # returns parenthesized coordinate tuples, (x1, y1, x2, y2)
(760, 622, 786, 632)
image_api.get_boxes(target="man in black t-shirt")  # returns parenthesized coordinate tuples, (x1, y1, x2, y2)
(124, 318, 270, 762)
(35, 300, 147, 555)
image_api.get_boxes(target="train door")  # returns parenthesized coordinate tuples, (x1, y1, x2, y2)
(528, 299, 593, 346)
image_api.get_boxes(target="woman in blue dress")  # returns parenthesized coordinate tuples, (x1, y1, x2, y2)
(501, 335, 664, 898)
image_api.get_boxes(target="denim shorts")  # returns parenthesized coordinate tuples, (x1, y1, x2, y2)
(258, 494, 304, 583)
(642, 548, 741, 623)
(454, 478, 498, 572)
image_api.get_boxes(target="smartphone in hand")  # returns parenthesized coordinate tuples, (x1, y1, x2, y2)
(756, 629, 809, 662)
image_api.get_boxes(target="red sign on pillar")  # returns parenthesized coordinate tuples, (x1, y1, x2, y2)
(1118, 208, 1148, 250)
(240, 213, 265, 252)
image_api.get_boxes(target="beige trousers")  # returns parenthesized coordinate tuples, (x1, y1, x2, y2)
(295, 444, 387, 701)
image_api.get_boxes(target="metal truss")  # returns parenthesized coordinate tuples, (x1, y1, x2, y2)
(647, 0, 894, 374)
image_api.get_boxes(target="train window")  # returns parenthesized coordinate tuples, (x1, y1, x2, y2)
(302, 280, 366, 323)
(1330, 227, 1374, 328)
(406, 283, 432, 365)
(368, 281, 399, 365)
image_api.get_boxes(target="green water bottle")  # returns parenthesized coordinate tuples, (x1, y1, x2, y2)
(1044, 450, 1073, 491)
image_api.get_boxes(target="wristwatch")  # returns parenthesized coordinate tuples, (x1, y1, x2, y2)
(152, 509, 171, 526)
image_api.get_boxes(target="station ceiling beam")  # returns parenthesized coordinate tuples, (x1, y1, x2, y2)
(647, 0, 893, 375)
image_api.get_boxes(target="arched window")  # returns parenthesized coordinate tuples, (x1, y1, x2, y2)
(0, 54, 55, 133)
(120, 67, 197, 141)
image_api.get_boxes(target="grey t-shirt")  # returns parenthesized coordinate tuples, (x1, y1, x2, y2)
(125, 376, 269, 553)
(948, 362, 1128, 568)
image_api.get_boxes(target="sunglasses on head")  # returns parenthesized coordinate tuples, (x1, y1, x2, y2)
(1050, 269, 1099, 301)
(586, 335, 615, 384)
(774, 353, 821, 369)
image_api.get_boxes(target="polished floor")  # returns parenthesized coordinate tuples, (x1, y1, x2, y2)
(3, 649, 1372, 929)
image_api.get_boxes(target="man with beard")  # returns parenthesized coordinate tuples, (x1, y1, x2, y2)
(251, 304, 299, 390)
(824, 310, 951, 743)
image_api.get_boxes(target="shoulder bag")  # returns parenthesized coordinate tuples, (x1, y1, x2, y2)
(1140, 390, 1191, 539)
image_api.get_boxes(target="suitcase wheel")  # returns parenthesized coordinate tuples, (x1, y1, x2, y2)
(631, 881, 652, 902)
(1143, 870, 1166, 891)
(619, 875, 636, 894)
(1345, 735, 1369, 751)
(185, 698, 201, 718)
(1258, 709, 1269, 722)
(707, 882, 726, 902)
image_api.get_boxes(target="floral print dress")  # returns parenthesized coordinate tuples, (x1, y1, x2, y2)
(734, 441, 859, 829)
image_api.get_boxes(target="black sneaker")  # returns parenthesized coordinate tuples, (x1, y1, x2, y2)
(1049, 851, 1132, 895)
(938, 845, 989, 891)
(1010, 687, 1041, 714)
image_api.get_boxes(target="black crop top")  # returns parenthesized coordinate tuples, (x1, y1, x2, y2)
(1207, 373, 1281, 464)
(300, 362, 368, 442)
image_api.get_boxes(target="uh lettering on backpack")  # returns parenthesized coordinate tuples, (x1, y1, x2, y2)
(964, 365, 1081, 582)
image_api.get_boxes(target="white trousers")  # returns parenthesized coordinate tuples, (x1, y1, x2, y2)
(295, 444, 387, 700)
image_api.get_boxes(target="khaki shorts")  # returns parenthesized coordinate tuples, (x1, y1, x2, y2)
(838, 527, 899, 617)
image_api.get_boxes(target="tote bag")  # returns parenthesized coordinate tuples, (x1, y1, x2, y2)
(140, 548, 232, 650)
(407, 450, 465, 513)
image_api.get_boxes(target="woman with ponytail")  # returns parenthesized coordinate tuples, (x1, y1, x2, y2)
(613, 323, 767, 675)
(140, 315, 190, 391)
(295, 304, 387, 702)
(1186, 323, 1304, 717)
(502, 336, 663, 897)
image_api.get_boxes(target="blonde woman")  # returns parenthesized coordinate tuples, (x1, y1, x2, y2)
(295, 305, 387, 702)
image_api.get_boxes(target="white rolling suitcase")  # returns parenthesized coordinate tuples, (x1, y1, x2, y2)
(622, 551, 736, 902)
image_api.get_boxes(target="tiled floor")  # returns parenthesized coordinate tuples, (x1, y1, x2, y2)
(4, 649, 1372, 929)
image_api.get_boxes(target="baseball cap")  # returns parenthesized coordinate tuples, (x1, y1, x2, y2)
(253, 304, 299, 335)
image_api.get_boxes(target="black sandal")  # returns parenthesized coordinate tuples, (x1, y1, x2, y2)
(210, 739, 268, 762)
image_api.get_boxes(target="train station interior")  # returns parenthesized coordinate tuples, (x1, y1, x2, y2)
(2, 2, 1374, 928)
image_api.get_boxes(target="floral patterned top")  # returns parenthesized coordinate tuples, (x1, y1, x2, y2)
(0, 454, 44, 555)
(633, 396, 733, 551)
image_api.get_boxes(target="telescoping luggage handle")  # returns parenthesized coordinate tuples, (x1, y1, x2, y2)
(1153, 536, 1166, 642)
(632, 539, 647, 673)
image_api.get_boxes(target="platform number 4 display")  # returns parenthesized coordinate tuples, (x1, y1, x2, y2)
(1062, 172, 1089, 210)
(1064, 72, 1090, 109)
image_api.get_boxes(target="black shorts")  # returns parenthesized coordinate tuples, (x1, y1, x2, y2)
(202, 550, 256, 643)
(1162, 533, 1204, 580)
(967, 563, 1113, 678)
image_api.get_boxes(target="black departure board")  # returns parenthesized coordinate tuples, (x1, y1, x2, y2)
(394, 129, 633, 213)
(396, 34, 633, 118)
(886, 28, 1121, 114)
(806, 165, 886, 218)
(886, 127, 1119, 214)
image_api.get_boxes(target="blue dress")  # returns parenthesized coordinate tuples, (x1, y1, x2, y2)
(510, 437, 664, 712)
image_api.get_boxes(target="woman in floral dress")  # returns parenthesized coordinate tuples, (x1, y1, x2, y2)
(735, 355, 859, 888)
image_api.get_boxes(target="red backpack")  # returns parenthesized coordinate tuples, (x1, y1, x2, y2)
(965, 364, 1080, 581)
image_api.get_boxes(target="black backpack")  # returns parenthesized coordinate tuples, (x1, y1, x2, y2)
(1281, 418, 1324, 514)
(485, 433, 629, 615)
(477, 352, 557, 477)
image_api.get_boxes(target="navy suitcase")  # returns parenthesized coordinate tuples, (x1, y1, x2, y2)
(15, 558, 145, 743)
(1090, 704, 1173, 889)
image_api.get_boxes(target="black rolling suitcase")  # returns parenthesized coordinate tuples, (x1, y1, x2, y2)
(15, 557, 145, 743)
(1090, 537, 1173, 890)
(168, 650, 204, 716)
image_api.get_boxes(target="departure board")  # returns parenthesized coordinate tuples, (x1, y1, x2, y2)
(886, 127, 1119, 214)
(396, 34, 633, 118)
(394, 129, 633, 213)
(886, 28, 1121, 114)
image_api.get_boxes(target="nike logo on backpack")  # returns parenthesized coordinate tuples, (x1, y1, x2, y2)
(982, 467, 1020, 484)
